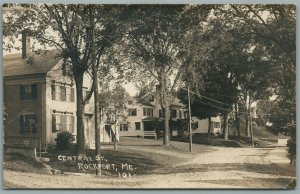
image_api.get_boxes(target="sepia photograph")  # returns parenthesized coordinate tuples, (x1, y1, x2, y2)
(2, 3, 296, 189)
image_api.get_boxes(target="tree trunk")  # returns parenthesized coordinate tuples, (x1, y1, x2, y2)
(245, 95, 252, 137)
(162, 106, 170, 146)
(223, 112, 229, 140)
(158, 70, 171, 146)
(248, 104, 254, 146)
(245, 115, 250, 137)
(75, 75, 86, 155)
(90, 9, 101, 176)
(207, 117, 211, 139)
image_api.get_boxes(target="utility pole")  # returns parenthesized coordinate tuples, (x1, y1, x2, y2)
(114, 110, 118, 150)
(89, 6, 101, 176)
(188, 86, 192, 152)
(250, 116, 254, 147)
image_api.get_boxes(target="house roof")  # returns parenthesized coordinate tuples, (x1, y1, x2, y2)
(171, 98, 186, 108)
(3, 50, 62, 77)
(141, 102, 156, 107)
(142, 117, 163, 122)
(130, 96, 156, 107)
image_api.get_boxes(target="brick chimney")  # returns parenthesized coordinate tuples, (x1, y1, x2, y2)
(22, 31, 30, 59)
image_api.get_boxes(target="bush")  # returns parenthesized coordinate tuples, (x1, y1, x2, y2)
(55, 131, 75, 150)
(287, 139, 296, 165)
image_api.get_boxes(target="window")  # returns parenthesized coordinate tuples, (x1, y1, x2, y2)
(52, 113, 74, 133)
(159, 109, 163, 118)
(52, 83, 74, 102)
(135, 122, 141, 130)
(143, 107, 153, 117)
(120, 124, 128, 131)
(66, 87, 74, 102)
(20, 84, 37, 101)
(179, 110, 182, 119)
(70, 88, 75, 102)
(61, 86, 66, 101)
(62, 62, 67, 76)
(128, 109, 137, 116)
(62, 60, 73, 77)
(172, 109, 177, 118)
(65, 115, 75, 132)
(52, 85, 61, 101)
(184, 111, 189, 119)
(214, 122, 221, 128)
(20, 114, 38, 134)
(84, 117, 91, 138)
(192, 122, 199, 130)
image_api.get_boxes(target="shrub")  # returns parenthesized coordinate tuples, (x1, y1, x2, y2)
(287, 139, 296, 166)
(55, 131, 75, 150)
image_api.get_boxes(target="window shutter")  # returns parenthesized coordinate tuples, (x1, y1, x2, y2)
(70, 115, 75, 133)
(51, 84, 56, 100)
(52, 114, 56, 132)
(32, 84, 37, 100)
(20, 115, 24, 134)
(70, 88, 75, 102)
(20, 85, 25, 100)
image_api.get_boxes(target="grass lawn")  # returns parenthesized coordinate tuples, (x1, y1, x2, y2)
(4, 153, 48, 174)
(171, 119, 290, 148)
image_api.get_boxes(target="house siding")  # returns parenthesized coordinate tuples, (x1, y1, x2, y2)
(119, 104, 145, 137)
(4, 57, 112, 150)
(192, 116, 222, 134)
(4, 75, 46, 148)
(46, 62, 77, 145)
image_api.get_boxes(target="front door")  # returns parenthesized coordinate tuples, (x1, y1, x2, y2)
(143, 121, 151, 131)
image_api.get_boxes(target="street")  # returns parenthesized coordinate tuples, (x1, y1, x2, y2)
(3, 137, 295, 189)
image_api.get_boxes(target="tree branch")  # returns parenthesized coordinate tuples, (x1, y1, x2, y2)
(245, 5, 269, 28)
(83, 80, 95, 105)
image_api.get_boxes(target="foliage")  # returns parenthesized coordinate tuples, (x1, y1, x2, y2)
(287, 138, 296, 165)
(3, 4, 130, 155)
(99, 83, 130, 125)
(134, 79, 157, 104)
(178, 5, 295, 141)
(121, 5, 213, 145)
(55, 131, 75, 150)
(3, 4, 295, 154)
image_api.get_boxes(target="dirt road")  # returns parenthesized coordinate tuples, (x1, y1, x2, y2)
(3, 138, 296, 189)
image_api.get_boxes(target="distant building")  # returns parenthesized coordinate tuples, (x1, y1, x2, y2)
(118, 96, 221, 137)
(3, 35, 112, 151)
(192, 116, 222, 135)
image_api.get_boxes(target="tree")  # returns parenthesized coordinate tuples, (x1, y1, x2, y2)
(181, 18, 247, 140)
(3, 4, 129, 155)
(134, 79, 157, 104)
(178, 5, 296, 143)
(122, 5, 212, 145)
(222, 5, 296, 143)
(99, 83, 129, 150)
